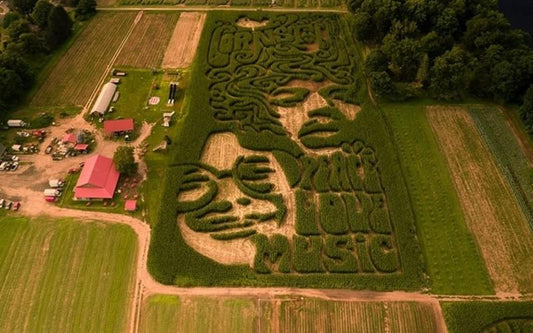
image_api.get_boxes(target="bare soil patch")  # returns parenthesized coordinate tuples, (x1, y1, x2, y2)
(236, 17, 269, 29)
(427, 106, 533, 294)
(162, 12, 206, 69)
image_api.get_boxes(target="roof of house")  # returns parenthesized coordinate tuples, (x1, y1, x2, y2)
(90, 82, 117, 115)
(62, 133, 76, 143)
(74, 155, 120, 199)
(124, 200, 137, 211)
(103, 118, 134, 134)
(74, 143, 89, 151)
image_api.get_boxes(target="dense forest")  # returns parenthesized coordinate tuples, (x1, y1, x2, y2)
(0, 0, 95, 115)
(349, 0, 533, 134)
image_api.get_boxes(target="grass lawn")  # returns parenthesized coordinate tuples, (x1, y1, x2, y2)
(382, 101, 493, 295)
(441, 301, 533, 333)
(0, 215, 137, 333)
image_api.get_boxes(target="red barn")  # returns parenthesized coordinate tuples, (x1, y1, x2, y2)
(74, 155, 119, 200)
(103, 119, 134, 136)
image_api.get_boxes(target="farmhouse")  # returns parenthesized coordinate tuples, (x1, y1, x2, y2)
(74, 154, 120, 200)
(90, 82, 117, 116)
(104, 118, 134, 136)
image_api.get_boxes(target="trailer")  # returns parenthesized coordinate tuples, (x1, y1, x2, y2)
(48, 179, 65, 188)
(43, 189, 61, 197)
(7, 120, 26, 128)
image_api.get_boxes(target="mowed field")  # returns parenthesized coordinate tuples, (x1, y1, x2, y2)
(139, 295, 442, 333)
(427, 106, 533, 294)
(116, 13, 179, 68)
(0, 216, 137, 332)
(31, 12, 137, 108)
(383, 102, 492, 295)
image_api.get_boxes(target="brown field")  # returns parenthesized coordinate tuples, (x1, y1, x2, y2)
(116, 13, 179, 68)
(31, 13, 137, 107)
(427, 106, 533, 294)
(161, 12, 206, 68)
(139, 295, 443, 333)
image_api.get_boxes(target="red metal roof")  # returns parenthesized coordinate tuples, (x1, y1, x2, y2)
(74, 143, 89, 151)
(62, 133, 76, 143)
(103, 119, 134, 134)
(74, 155, 119, 199)
(124, 200, 136, 211)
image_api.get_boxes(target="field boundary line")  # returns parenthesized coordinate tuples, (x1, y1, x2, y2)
(97, 6, 348, 13)
(82, 10, 144, 116)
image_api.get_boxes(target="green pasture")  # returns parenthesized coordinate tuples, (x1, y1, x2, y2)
(0, 215, 137, 333)
(381, 101, 493, 295)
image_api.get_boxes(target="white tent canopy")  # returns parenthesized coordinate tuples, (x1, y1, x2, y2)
(90, 82, 117, 116)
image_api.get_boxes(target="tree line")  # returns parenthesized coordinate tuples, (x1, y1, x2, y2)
(349, 0, 533, 134)
(0, 0, 96, 115)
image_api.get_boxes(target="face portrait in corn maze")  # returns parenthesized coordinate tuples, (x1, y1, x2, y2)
(176, 15, 401, 275)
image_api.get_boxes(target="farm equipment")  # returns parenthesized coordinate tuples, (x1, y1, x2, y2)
(167, 82, 178, 106)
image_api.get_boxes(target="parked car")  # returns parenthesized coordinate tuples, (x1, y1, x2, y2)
(12, 202, 20, 211)
(0, 162, 7, 171)
(45, 146, 53, 154)
(11, 155, 19, 162)
(10, 162, 19, 171)
(0, 199, 4, 208)
(4, 201, 12, 210)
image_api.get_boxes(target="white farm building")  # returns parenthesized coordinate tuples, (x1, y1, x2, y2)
(90, 82, 117, 116)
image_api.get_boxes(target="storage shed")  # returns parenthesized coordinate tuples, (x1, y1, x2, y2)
(90, 82, 117, 116)
(104, 118, 134, 136)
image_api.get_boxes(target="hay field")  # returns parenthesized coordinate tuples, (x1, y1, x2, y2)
(31, 12, 137, 108)
(116, 13, 179, 68)
(139, 295, 442, 333)
(427, 106, 533, 294)
(0, 216, 137, 332)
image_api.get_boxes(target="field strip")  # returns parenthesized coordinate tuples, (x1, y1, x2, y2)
(82, 11, 144, 115)
(31, 12, 138, 107)
(116, 13, 179, 68)
(426, 106, 533, 295)
(162, 12, 206, 68)
(97, 6, 348, 13)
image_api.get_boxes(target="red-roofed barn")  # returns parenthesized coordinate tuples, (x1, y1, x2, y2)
(103, 119, 134, 136)
(74, 155, 120, 200)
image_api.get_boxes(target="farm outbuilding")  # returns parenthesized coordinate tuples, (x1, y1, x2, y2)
(74, 154, 120, 200)
(62, 133, 77, 144)
(104, 118, 134, 136)
(90, 82, 117, 116)
(124, 200, 137, 211)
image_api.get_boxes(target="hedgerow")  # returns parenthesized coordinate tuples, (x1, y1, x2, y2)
(148, 11, 425, 290)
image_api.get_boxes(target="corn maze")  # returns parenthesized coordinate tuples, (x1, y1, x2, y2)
(149, 12, 423, 289)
